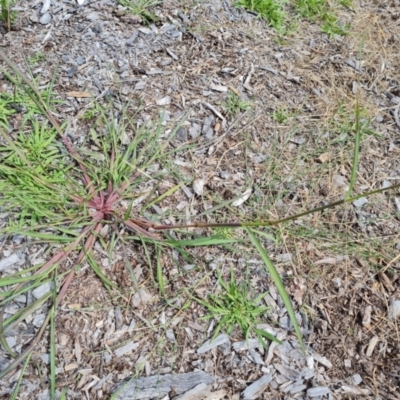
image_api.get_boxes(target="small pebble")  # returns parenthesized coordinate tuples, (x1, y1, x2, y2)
(32, 282, 53, 299)
(41, 0, 51, 14)
(39, 12, 52, 25)
(353, 197, 368, 208)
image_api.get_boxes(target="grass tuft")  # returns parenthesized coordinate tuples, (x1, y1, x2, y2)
(196, 268, 281, 348)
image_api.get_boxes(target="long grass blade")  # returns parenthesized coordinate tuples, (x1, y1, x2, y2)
(347, 99, 360, 199)
(246, 227, 305, 352)
(10, 351, 32, 400)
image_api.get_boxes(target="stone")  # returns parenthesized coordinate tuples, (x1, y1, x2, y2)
(39, 12, 52, 25)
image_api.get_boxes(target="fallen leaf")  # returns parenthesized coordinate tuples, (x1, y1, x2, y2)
(317, 152, 330, 163)
(232, 188, 252, 206)
(193, 178, 205, 196)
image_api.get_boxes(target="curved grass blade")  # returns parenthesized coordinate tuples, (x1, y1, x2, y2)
(246, 227, 305, 352)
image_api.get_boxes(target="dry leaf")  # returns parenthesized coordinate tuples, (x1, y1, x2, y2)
(317, 152, 330, 163)
(193, 178, 205, 196)
(131, 289, 153, 308)
(232, 188, 252, 206)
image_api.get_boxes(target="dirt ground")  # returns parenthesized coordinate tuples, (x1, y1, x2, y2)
(0, 0, 400, 399)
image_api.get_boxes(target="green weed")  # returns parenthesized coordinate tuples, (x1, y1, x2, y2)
(234, 0, 287, 31)
(0, 0, 17, 31)
(272, 106, 294, 123)
(28, 51, 46, 65)
(222, 91, 252, 117)
(196, 269, 280, 348)
(117, 0, 160, 24)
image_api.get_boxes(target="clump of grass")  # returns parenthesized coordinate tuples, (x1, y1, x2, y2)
(196, 269, 280, 348)
(27, 51, 46, 66)
(234, 0, 287, 31)
(271, 106, 295, 123)
(117, 0, 161, 24)
(294, 0, 351, 37)
(2, 47, 400, 394)
(0, 0, 17, 31)
(222, 90, 252, 117)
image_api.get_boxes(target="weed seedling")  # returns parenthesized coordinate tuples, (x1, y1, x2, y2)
(0, 0, 17, 31)
(234, 0, 287, 31)
(117, 0, 160, 24)
(222, 91, 251, 117)
(272, 106, 293, 123)
(196, 269, 280, 348)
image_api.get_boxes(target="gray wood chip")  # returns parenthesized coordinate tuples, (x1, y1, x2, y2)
(0, 253, 21, 271)
(114, 341, 139, 357)
(197, 334, 230, 354)
(175, 383, 210, 400)
(312, 353, 333, 369)
(353, 197, 368, 207)
(32, 282, 53, 299)
(134, 81, 146, 90)
(112, 371, 214, 399)
(274, 363, 300, 380)
(307, 386, 330, 397)
(232, 338, 261, 351)
(39, 12, 52, 25)
(248, 349, 264, 365)
(242, 374, 273, 399)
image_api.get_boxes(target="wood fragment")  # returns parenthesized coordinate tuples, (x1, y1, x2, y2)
(202, 102, 227, 129)
(112, 371, 214, 399)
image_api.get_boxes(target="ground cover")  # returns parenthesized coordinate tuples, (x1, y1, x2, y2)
(0, 0, 399, 399)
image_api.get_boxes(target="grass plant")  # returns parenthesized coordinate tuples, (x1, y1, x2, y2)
(235, 0, 287, 31)
(116, 0, 161, 24)
(222, 90, 252, 117)
(234, 0, 351, 36)
(0, 0, 16, 31)
(196, 269, 280, 349)
(1, 46, 400, 391)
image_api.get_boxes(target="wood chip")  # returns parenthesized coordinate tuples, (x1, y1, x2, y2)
(114, 341, 139, 357)
(197, 334, 230, 354)
(312, 353, 332, 369)
(366, 335, 379, 356)
(242, 374, 273, 399)
(112, 371, 214, 399)
(65, 91, 92, 98)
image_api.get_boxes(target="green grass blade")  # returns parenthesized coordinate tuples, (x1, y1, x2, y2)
(165, 236, 244, 247)
(86, 252, 118, 290)
(142, 183, 183, 212)
(10, 351, 32, 400)
(156, 246, 165, 297)
(246, 227, 305, 352)
(346, 99, 360, 199)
